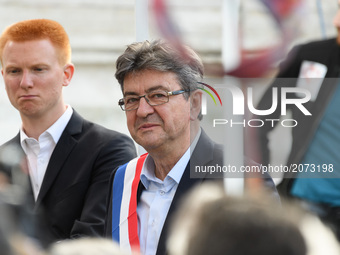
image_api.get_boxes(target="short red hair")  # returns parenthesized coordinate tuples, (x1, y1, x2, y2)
(0, 19, 71, 65)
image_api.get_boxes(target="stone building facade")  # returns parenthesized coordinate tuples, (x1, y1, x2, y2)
(0, 0, 337, 148)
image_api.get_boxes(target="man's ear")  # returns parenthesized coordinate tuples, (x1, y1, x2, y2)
(190, 89, 202, 121)
(62, 63, 75, 87)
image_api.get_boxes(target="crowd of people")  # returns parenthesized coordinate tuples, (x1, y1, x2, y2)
(0, 9, 340, 255)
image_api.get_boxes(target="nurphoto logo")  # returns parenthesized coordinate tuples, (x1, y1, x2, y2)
(200, 82, 312, 128)
(197, 82, 222, 115)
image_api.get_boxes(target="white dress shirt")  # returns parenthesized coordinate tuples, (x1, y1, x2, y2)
(137, 128, 201, 255)
(20, 106, 73, 200)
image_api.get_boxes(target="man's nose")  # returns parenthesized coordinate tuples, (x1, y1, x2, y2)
(20, 70, 34, 89)
(136, 96, 154, 117)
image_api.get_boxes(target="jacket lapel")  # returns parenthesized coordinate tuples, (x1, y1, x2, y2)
(35, 111, 83, 207)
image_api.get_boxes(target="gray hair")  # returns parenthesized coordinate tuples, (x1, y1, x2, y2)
(115, 40, 204, 99)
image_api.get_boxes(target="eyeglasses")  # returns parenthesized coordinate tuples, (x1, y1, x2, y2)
(118, 90, 190, 111)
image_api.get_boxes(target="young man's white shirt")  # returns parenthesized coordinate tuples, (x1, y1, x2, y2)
(20, 105, 73, 200)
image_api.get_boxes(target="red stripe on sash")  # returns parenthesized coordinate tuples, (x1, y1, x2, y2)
(127, 153, 148, 250)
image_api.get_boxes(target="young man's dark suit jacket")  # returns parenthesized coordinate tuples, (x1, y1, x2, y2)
(105, 129, 277, 255)
(0, 110, 137, 247)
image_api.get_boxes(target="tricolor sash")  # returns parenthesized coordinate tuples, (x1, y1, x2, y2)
(112, 153, 148, 253)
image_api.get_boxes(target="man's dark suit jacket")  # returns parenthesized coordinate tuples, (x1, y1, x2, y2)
(256, 38, 340, 195)
(105, 129, 277, 255)
(0, 110, 137, 247)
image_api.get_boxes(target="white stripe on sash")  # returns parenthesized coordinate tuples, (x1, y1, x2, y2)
(120, 158, 139, 252)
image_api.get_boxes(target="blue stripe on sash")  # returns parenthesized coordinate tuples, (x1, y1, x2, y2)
(112, 163, 128, 243)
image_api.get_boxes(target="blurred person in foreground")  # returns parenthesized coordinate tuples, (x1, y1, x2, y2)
(256, 0, 340, 240)
(167, 183, 340, 255)
(0, 19, 136, 246)
(0, 180, 45, 255)
(48, 238, 133, 255)
(105, 39, 278, 255)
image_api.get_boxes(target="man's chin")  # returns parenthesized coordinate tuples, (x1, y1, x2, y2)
(137, 139, 162, 152)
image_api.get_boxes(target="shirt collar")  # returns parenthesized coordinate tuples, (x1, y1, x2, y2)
(20, 105, 73, 146)
(47, 105, 73, 143)
(20, 130, 32, 155)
